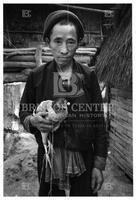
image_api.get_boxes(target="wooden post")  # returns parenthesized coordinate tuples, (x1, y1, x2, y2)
(35, 45, 42, 67)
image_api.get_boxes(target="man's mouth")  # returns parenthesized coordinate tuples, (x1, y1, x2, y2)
(59, 57, 70, 60)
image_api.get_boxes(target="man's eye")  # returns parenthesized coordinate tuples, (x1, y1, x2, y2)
(68, 41, 75, 45)
(54, 40, 62, 44)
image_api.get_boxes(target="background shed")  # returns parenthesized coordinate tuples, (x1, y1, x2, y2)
(4, 3, 117, 48)
(95, 5, 132, 179)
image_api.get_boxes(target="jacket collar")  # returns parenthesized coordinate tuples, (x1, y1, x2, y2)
(49, 58, 78, 73)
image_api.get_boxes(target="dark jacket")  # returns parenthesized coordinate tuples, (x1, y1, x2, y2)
(19, 59, 108, 170)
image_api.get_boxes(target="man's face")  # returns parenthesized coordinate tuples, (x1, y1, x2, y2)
(49, 23, 78, 68)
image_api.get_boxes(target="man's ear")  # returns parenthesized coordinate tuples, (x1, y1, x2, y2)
(76, 38, 79, 49)
(48, 42, 51, 48)
(45, 38, 50, 47)
(76, 43, 79, 50)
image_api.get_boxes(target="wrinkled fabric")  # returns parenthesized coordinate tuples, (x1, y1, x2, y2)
(44, 147, 86, 190)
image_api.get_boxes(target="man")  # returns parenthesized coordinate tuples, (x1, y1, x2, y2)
(19, 10, 108, 196)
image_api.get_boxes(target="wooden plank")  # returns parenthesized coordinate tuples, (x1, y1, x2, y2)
(74, 55, 91, 63)
(4, 62, 36, 72)
(4, 51, 35, 58)
(110, 146, 133, 171)
(110, 109, 132, 122)
(42, 56, 53, 62)
(42, 52, 53, 56)
(110, 143, 133, 167)
(109, 140, 133, 164)
(111, 87, 132, 99)
(111, 95, 132, 107)
(110, 126, 132, 144)
(110, 112, 132, 126)
(110, 130, 132, 149)
(111, 116, 132, 135)
(4, 48, 36, 52)
(76, 51, 95, 56)
(110, 112, 132, 125)
(110, 145, 132, 163)
(110, 103, 132, 119)
(110, 147, 133, 167)
(4, 55, 36, 62)
(110, 128, 132, 152)
(42, 55, 91, 64)
(5, 55, 53, 63)
(118, 96, 132, 107)
(111, 116, 132, 132)
(43, 47, 96, 55)
(76, 47, 97, 52)
(109, 154, 133, 179)
(110, 98, 132, 112)
(109, 133, 133, 158)
(110, 113, 132, 129)
(110, 142, 132, 162)
(110, 121, 132, 140)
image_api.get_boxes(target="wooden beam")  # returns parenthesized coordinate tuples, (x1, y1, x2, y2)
(4, 62, 36, 72)
(57, 4, 114, 14)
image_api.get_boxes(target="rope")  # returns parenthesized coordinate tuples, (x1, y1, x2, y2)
(48, 129, 54, 196)
(39, 136, 54, 196)
(39, 153, 46, 187)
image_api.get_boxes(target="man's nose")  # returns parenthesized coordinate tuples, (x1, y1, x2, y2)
(60, 43, 68, 54)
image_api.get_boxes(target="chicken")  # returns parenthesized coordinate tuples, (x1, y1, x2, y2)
(36, 98, 68, 146)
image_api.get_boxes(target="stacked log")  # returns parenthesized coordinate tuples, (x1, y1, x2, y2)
(4, 47, 97, 83)
(109, 87, 132, 179)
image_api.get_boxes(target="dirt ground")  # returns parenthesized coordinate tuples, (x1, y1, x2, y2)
(4, 158, 133, 196)
(4, 132, 133, 196)
(98, 157, 133, 196)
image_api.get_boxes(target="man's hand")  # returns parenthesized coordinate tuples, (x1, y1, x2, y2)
(30, 112, 57, 133)
(91, 167, 104, 194)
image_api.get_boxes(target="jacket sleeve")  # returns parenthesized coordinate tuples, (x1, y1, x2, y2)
(19, 71, 38, 134)
(90, 71, 108, 170)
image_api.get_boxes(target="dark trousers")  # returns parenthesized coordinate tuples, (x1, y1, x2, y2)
(37, 146, 97, 196)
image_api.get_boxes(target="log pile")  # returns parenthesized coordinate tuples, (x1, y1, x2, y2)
(4, 47, 97, 83)
(109, 88, 132, 179)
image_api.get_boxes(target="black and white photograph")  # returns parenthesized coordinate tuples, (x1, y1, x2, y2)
(3, 3, 133, 196)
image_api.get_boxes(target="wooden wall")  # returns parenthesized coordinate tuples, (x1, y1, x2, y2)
(109, 87, 132, 179)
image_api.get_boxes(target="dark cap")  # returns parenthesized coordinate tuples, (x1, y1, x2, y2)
(43, 10, 84, 42)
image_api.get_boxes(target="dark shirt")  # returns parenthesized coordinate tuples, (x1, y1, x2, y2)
(19, 59, 108, 170)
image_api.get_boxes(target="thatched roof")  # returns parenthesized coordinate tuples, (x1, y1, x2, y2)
(95, 6, 132, 89)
